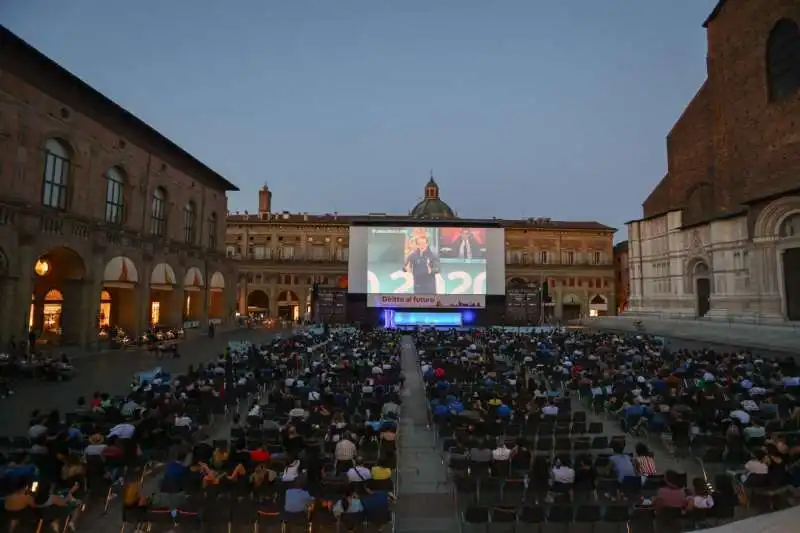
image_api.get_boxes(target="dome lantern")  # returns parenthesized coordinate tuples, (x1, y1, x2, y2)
(409, 174, 456, 219)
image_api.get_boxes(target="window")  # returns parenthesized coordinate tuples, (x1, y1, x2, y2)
(563, 251, 575, 265)
(150, 187, 167, 236)
(207, 213, 217, 249)
(591, 251, 602, 265)
(767, 19, 800, 102)
(104, 167, 125, 225)
(42, 139, 71, 209)
(538, 251, 549, 264)
(183, 202, 196, 243)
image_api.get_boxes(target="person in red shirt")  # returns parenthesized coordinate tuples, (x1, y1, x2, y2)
(249, 446, 270, 463)
(434, 368, 445, 379)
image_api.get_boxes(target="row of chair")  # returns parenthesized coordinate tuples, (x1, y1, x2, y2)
(438, 420, 606, 440)
(121, 500, 393, 533)
(462, 502, 735, 532)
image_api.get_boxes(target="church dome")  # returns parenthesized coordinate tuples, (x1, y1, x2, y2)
(409, 176, 457, 219)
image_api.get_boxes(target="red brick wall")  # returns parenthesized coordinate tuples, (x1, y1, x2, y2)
(642, 0, 800, 222)
(0, 72, 228, 251)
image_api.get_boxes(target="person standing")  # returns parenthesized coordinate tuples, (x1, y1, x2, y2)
(403, 235, 439, 295)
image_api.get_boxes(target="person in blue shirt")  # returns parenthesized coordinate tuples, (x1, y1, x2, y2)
(361, 487, 395, 520)
(609, 443, 636, 483)
(162, 452, 190, 491)
(496, 404, 511, 418)
(284, 483, 313, 514)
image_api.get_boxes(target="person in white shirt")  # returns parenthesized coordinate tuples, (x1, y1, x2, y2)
(248, 403, 262, 418)
(542, 403, 559, 417)
(108, 423, 136, 440)
(174, 414, 193, 428)
(730, 409, 750, 425)
(551, 458, 576, 485)
(347, 462, 373, 482)
(492, 442, 512, 461)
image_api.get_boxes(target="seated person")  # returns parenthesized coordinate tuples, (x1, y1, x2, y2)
(5, 479, 36, 533)
(609, 443, 637, 482)
(283, 480, 313, 514)
(655, 470, 686, 515)
(371, 458, 393, 481)
(333, 489, 364, 518)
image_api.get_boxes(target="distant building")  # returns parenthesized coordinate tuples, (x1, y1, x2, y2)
(614, 241, 629, 314)
(627, 1, 800, 323)
(227, 177, 616, 322)
(0, 27, 238, 348)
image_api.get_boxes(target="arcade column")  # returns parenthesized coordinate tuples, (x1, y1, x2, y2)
(79, 276, 103, 349)
(13, 245, 35, 341)
(237, 279, 248, 315)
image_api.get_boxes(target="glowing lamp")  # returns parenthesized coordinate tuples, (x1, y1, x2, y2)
(34, 259, 50, 277)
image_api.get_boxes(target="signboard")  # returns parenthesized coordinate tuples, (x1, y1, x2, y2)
(368, 293, 485, 308)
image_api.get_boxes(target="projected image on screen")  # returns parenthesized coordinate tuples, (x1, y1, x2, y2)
(366, 227, 487, 295)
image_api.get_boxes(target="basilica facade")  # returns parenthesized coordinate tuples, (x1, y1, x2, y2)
(626, 1, 800, 323)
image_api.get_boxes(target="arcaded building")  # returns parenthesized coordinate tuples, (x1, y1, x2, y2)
(227, 178, 616, 323)
(0, 27, 238, 348)
(627, 0, 800, 323)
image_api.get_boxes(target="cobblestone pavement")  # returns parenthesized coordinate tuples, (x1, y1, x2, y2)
(585, 316, 800, 356)
(0, 327, 290, 434)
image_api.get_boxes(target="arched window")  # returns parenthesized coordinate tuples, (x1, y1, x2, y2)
(150, 187, 167, 236)
(183, 202, 196, 243)
(105, 167, 125, 225)
(207, 212, 217, 250)
(767, 19, 800, 102)
(42, 139, 71, 209)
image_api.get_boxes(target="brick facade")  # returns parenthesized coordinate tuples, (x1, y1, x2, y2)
(0, 27, 239, 347)
(642, 0, 800, 225)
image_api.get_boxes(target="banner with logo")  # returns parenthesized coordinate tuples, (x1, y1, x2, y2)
(368, 294, 485, 308)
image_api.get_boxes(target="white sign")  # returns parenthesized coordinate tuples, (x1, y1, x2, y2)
(183, 320, 200, 329)
(368, 293, 485, 309)
(209, 318, 222, 325)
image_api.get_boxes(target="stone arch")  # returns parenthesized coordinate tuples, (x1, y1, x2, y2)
(30, 247, 88, 344)
(278, 290, 300, 303)
(103, 256, 139, 288)
(150, 262, 177, 289)
(101, 255, 139, 331)
(183, 266, 205, 290)
(247, 289, 269, 310)
(754, 196, 800, 239)
(209, 271, 226, 319)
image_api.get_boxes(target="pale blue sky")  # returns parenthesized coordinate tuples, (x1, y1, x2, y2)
(4, 1, 718, 236)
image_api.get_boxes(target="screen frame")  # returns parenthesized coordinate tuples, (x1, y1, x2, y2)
(348, 221, 506, 296)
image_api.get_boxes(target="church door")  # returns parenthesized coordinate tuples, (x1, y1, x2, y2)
(783, 248, 800, 321)
(696, 278, 710, 317)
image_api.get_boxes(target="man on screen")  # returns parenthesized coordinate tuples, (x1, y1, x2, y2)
(442, 228, 485, 260)
(403, 235, 440, 294)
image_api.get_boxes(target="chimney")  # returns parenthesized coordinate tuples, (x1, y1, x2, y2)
(258, 185, 272, 216)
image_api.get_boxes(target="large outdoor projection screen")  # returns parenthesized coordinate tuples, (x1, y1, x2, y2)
(347, 226, 506, 308)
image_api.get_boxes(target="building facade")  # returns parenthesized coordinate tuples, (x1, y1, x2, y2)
(614, 241, 629, 314)
(626, 0, 800, 322)
(0, 27, 238, 348)
(228, 179, 616, 322)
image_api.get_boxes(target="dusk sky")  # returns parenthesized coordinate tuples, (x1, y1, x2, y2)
(4, 1, 718, 239)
